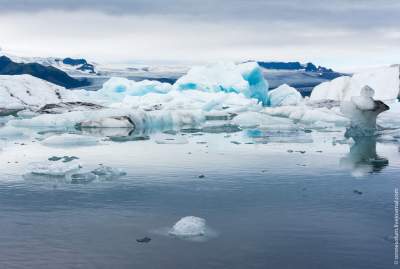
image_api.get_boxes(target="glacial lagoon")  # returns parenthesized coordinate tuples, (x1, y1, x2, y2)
(0, 127, 398, 269)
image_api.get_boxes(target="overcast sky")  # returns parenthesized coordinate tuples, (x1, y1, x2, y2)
(0, 0, 399, 70)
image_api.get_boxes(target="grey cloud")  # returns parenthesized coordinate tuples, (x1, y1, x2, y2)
(0, 0, 399, 29)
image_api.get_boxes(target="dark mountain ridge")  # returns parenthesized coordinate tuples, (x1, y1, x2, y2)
(0, 56, 90, 89)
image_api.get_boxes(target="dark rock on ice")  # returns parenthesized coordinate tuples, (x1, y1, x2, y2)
(39, 102, 104, 114)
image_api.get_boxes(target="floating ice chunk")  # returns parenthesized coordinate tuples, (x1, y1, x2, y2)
(98, 77, 172, 101)
(91, 165, 127, 178)
(268, 84, 302, 107)
(28, 160, 81, 176)
(41, 134, 100, 147)
(174, 62, 269, 105)
(341, 86, 390, 136)
(169, 216, 207, 238)
(310, 65, 400, 101)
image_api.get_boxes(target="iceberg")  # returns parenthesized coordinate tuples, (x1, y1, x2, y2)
(310, 65, 400, 102)
(174, 62, 270, 105)
(268, 84, 302, 107)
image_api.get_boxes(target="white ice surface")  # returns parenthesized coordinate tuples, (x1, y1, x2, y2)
(28, 160, 81, 176)
(169, 216, 207, 238)
(268, 84, 302, 107)
(310, 65, 400, 102)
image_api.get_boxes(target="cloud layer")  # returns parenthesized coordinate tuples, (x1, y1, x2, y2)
(0, 0, 399, 70)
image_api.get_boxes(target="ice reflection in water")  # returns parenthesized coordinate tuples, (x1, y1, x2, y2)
(340, 135, 389, 177)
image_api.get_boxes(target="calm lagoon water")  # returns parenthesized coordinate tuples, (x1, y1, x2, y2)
(0, 130, 399, 269)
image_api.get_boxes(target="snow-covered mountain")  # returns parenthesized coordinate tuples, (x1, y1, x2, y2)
(0, 51, 98, 76)
(0, 55, 91, 89)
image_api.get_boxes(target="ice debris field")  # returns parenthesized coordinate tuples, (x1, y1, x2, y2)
(1, 61, 399, 136)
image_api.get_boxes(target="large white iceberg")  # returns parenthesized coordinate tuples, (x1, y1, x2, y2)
(310, 65, 400, 102)
(268, 84, 302, 107)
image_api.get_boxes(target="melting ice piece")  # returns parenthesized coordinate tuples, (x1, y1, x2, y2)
(28, 160, 81, 176)
(341, 85, 389, 137)
(169, 216, 207, 238)
(268, 84, 302, 107)
(91, 165, 127, 179)
(41, 134, 100, 147)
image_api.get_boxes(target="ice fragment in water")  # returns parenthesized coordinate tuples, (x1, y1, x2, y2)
(169, 216, 207, 238)
(91, 165, 127, 179)
(28, 160, 81, 176)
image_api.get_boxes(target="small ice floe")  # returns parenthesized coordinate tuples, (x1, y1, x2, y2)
(28, 159, 81, 176)
(167, 216, 216, 241)
(66, 165, 126, 183)
(41, 134, 100, 147)
(91, 164, 127, 179)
